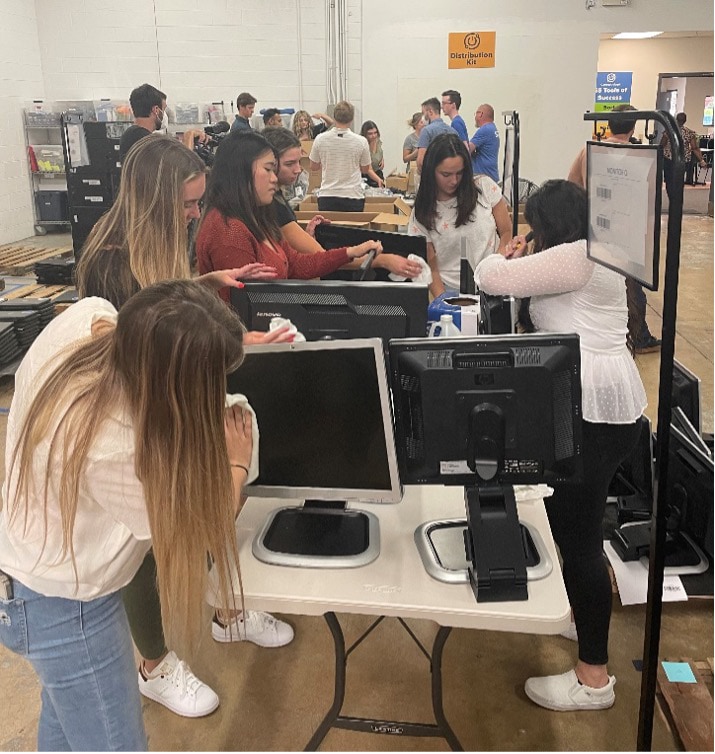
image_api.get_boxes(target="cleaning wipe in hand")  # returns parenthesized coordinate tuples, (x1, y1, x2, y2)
(388, 253, 433, 284)
(225, 393, 260, 483)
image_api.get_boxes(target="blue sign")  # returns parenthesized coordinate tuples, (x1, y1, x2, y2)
(595, 71, 633, 112)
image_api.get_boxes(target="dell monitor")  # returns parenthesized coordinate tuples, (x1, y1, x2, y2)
(230, 280, 429, 346)
(388, 333, 583, 602)
(226, 338, 401, 568)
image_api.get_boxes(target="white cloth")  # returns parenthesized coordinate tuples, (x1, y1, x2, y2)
(309, 128, 370, 199)
(387, 253, 433, 284)
(0, 298, 152, 599)
(408, 175, 502, 291)
(225, 393, 260, 484)
(474, 239, 647, 424)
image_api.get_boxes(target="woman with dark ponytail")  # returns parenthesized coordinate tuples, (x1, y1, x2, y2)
(475, 179, 647, 713)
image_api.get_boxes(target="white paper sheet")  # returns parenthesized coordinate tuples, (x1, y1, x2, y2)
(604, 540, 687, 606)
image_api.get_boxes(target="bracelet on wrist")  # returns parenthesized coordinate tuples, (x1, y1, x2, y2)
(230, 463, 249, 475)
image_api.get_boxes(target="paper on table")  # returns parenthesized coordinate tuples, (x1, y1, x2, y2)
(603, 540, 687, 606)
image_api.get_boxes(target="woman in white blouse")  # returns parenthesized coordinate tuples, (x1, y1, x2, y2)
(475, 179, 647, 712)
(0, 280, 252, 750)
(408, 132, 511, 297)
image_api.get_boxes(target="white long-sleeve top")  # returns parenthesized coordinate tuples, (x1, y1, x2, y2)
(474, 240, 647, 424)
(0, 298, 152, 599)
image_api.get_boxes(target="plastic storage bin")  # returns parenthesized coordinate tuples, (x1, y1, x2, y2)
(36, 191, 69, 222)
(31, 145, 65, 173)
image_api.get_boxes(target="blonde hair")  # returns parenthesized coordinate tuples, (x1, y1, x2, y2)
(9, 280, 245, 652)
(76, 136, 206, 307)
(292, 109, 314, 138)
(407, 112, 422, 129)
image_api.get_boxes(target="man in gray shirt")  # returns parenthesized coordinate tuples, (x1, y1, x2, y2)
(230, 92, 257, 133)
(416, 97, 452, 172)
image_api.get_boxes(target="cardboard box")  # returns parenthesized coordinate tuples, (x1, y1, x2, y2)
(300, 139, 314, 157)
(294, 209, 410, 231)
(386, 173, 408, 192)
(394, 197, 413, 217)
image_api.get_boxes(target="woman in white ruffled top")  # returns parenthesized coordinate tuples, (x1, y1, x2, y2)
(475, 179, 647, 713)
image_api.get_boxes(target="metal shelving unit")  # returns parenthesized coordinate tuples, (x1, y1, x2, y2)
(23, 108, 69, 235)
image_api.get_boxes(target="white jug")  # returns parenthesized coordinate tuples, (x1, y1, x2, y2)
(428, 314, 461, 338)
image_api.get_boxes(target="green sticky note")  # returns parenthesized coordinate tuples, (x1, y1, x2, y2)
(662, 661, 697, 683)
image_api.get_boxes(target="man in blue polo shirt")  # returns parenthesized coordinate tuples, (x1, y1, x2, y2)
(468, 103, 499, 183)
(442, 89, 468, 145)
(416, 97, 452, 173)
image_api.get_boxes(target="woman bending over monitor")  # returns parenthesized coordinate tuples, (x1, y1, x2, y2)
(0, 280, 252, 750)
(474, 179, 647, 713)
(74, 135, 294, 722)
(408, 132, 511, 298)
(196, 131, 382, 300)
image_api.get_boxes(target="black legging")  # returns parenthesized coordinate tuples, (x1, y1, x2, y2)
(546, 419, 641, 666)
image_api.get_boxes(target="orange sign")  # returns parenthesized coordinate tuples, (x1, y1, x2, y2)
(448, 32, 496, 69)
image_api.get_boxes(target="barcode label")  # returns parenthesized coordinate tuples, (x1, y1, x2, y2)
(596, 215, 610, 229)
(596, 186, 612, 199)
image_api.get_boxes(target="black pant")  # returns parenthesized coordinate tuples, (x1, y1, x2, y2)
(546, 419, 641, 666)
(663, 157, 674, 201)
(317, 196, 365, 212)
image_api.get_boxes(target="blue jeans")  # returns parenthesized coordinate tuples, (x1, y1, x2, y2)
(0, 578, 147, 751)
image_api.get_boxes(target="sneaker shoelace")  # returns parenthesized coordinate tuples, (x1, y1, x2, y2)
(244, 610, 277, 635)
(167, 659, 203, 698)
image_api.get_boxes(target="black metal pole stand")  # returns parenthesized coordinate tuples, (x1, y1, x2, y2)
(304, 612, 463, 751)
(583, 110, 685, 750)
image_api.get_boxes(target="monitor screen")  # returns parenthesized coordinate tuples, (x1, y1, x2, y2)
(672, 359, 702, 436)
(315, 224, 427, 261)
(388, 333, 583, 487)
(665, 423, 714, 560)
(226, 338, 402, 504)
(230, 280, 429, 344)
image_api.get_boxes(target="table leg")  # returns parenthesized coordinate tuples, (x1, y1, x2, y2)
(304, 612, 345, 751)
(304, 614, 463, 751)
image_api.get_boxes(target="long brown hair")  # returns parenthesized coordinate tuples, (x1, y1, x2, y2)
(76, 136, 206, 307)
(8, 280, 245, 651)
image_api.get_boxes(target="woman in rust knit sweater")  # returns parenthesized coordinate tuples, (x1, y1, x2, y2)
(197, 131, 381, 300)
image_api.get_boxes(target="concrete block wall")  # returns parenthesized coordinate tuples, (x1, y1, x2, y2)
(0, 1, 45, 245)
(33, 0, 361, 122)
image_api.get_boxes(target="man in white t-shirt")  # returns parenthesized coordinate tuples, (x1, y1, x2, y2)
(309, 100, 384, 212)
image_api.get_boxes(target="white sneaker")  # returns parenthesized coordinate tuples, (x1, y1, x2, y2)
(560, 621, 578, 642)
(525, 669, 616, 711)
(212, 611, 294, 647)
(138, 650, 219, 718)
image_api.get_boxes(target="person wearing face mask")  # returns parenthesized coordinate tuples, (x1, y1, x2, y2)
(119, 83, 168, 159)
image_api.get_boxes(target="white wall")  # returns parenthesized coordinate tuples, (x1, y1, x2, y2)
(360, 1, 714, 184)
(0, 1, 45, 244)
(33, 0, 360, 120)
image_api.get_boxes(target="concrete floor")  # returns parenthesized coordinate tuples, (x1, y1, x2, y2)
(0, 211, 712, 751)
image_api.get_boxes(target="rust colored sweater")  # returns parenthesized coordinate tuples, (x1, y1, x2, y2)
(196, 209, 350, 301)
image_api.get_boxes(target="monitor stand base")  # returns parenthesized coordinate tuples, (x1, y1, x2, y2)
(252, 503, 380, 569)
(414, 518, 553, 584)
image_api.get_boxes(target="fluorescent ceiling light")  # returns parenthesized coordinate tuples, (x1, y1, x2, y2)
(612, 32, 663, 39)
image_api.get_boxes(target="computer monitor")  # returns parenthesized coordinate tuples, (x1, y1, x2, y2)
(315, 224, 427, 261)
(230, 280, 429, 345)
(672, 359, 702, 436)
(226, 338, 402, 568)
(388, 333, 583, 602)
(611, 417, 713, 576)
(316, 225, 426, 282)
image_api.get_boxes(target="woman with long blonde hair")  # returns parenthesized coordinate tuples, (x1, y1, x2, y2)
(0, 280, 250, 750)
(76, 135, 277, 308)
(291, 109, 334, 141)
(74, 135, 294, 722)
